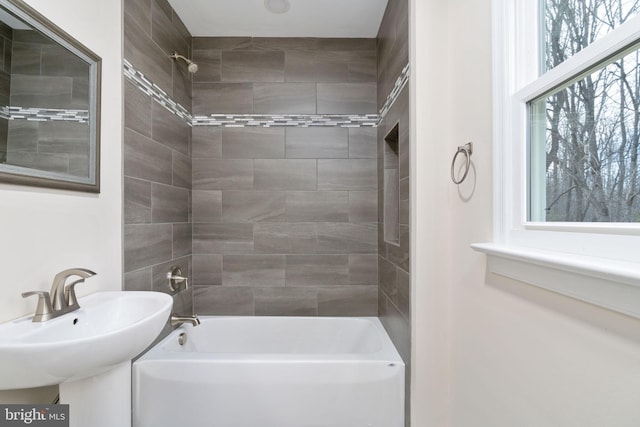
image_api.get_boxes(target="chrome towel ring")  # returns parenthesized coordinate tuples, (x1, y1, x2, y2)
(451, 142, 473, 184)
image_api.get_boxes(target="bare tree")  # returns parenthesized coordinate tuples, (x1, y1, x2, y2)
(541, 0, 640, 222)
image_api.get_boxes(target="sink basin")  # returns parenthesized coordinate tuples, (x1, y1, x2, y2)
(0, 291, 172, 390)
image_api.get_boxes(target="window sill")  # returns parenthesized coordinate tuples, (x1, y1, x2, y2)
(471, 243, 640, 319)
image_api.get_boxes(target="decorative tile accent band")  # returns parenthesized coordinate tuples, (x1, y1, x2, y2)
(123, 59, 409, 128)
(191, 114, 379, 127)
(379, 63, 410, 121)
(0, 105, 89, 123)
(123, 59, 191, 123)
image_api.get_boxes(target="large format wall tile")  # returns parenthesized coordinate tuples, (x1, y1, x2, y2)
(285, 191, 349, 222)
(349, 254, 378, 286)
(285, 50, 349, 83)
(222, 255, 285, 287)
(192, 190, 222, 222)
(124, 129, 173, 185)
(285, 255, 349, 287)
(172, 151, 192, 189)
(124, 0, 151, 36)
(317, 286, 378, 316)
(124, 12, 173, 95)
(254, 159, 316, 190)
(317, 159, 377, 190)
(124, 268, 153, 292)
(193, 223, 254, 254)
(222, 191, 286, 223)
(152, 103, 190, 155)
(317, 83, 377, 114)
(222, 50, 285, 82)
(193, 286, 254, 315)
(317, 222, 377, 254)
(173, 224, 192, 258)
(192, 254, 222, 286)
(151, 0, 189, 62)
(124, 177, 151, 224)
(188, 37, 380, 318)
(254, 223, 317, 254)
(349, 191, 378, 222)
(192, 49, 221, 83)
(124, 224, 173, 272)
(151, 183, 189, 223)
(253, 83, 316, 114)
(254, 288, 318, 316)
(192, 158, 254, 190)
(222, 127, 285, 158)
(192, 126, 222, 158)
(348, 127, 378, 159)
(193, 82, 253, 114)
(124, 80, 152, 137)
(124, 0, 193, 339)
(347, 51, 377, 83)
(285, 128, 348, 159)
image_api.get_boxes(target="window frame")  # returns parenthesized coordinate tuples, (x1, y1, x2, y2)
(473, 0, 640, 319)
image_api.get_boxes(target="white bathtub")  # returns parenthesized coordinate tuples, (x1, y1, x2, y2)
(133, 316, 404, 427)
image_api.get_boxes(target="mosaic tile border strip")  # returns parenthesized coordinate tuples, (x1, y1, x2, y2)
(191, 114, 379, 127)
(379, 63, 410, 120)
(123, 59, 409, 128)
(0, 105, 89, 123)
(123, 59, 191, 123)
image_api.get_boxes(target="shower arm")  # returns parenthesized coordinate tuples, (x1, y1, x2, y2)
(170, 52, 191, 64)
(170, 52, 198, 73)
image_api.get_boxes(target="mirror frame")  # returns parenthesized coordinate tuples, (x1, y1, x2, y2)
(0, 0, 101, 193)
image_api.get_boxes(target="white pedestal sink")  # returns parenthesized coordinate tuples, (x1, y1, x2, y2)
(0, 291, 172, 427)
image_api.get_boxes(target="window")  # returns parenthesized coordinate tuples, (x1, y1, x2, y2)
(473, 0, 640, 319)
(531, 1, 640, 223)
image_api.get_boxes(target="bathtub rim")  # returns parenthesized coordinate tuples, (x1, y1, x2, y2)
(136, 316, 405, 365)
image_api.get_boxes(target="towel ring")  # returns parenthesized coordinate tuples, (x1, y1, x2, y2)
(451, 142, 473, 184)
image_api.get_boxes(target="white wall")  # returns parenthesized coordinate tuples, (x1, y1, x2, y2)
(0, 0, 122, 401)
(410, 0, 452, 425)
(411, 0, 640, 425)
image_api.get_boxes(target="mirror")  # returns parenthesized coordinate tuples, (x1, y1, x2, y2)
(0, 0, 100, 192)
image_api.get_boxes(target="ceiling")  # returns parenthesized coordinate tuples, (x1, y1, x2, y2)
(167, 0, 389, 38)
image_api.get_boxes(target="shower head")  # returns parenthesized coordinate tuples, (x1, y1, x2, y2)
(187, 62, 198, 73)
(170, 52, 198, 74)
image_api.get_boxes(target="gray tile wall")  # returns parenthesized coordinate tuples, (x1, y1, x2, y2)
(191, 37, 378, 316)
(0, 22, 12, 162)
(3, 29, 90, 176)
(123, 0, 193, 327)
(192, 37, 377, 115)
(377, 0, 410, 424)
(9, 30, 89, 110)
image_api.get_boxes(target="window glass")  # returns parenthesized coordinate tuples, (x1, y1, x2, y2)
(543, 0, 640, 73)
(529, 43, 640, 222)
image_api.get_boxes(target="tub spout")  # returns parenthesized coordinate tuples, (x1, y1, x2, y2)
(171, 313, 200, 327)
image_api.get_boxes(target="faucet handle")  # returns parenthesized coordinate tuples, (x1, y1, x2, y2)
(167, 266, 189, 292)
(22, 291, 54, 322)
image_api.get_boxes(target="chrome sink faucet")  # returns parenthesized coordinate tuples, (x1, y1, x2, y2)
(22, 268, 96, 322)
